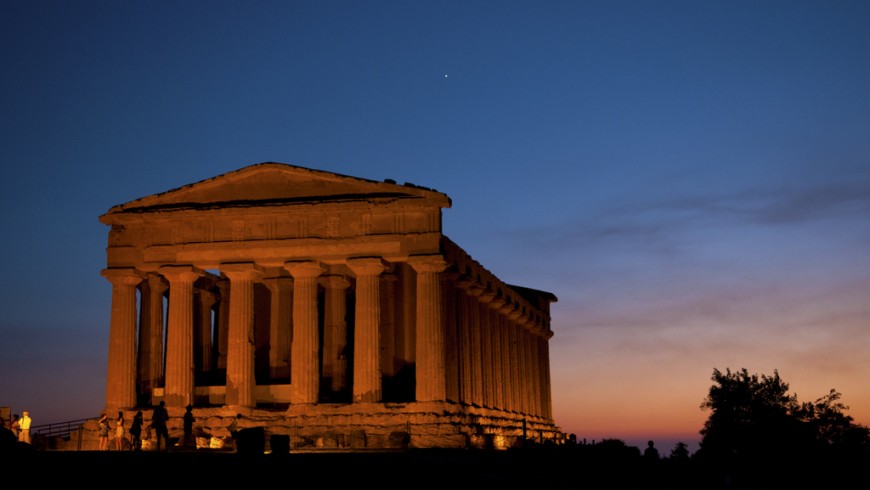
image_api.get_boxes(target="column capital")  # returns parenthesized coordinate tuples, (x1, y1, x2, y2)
(319, 275, 351, 290)
(284, 260, 324, 279)
(159, 264, 205, 282)
(101, 268, 144, 286)
(347, 257, 386, 277)
(262, 276, 294, 292)
(222, 262, 265, 281)
(408, 254, 448, 274)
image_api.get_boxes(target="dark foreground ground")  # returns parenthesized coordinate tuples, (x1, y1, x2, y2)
(7, 446, 699, 487)
(6, 444, 865, 488)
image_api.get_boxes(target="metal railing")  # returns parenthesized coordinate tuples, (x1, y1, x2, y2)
(31, 418, 95, 439)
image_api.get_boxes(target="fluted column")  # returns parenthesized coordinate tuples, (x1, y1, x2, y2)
(487, 295, 506, 410)
(194, 289, 217, 383)
(216, 278, 230, 371)
(467, 284, 485, 407)
(541, 334, 553, 419)
(222, 263, 264, 408)
(348, 258, 386, 403)
(285, 261, 324, 405)
(477, 290, 496, 408)
(456, 278, 475, 405)
(409, 255, 448, 402)
(379, 274, 398, 377)
(264, 276, 293, 381)
(498, 301, 515, 411)
(506, 306, 522, 413)
(320, 275, 350, 392)
(441, 273, 460, 403)
(102, 268, 143, 410)
(137, 274, 167, 398)
(160, 265, 203, 408)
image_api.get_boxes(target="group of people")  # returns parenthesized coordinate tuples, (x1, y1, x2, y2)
(2, 410, 32, 444)
(95, 401, 181, 452)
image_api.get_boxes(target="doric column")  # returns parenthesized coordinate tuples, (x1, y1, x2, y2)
(263, 276, 293, 381)
(540, 335, 553, 419)
(477, 290, 496, 408)
(409, 255, 448, 402)
(320, 275, 350, 392)
(487, 294, 507, 411)
(284, 261, 324, 405)
(137, 274, 167, 398)
(455, 278, 475, 406)
(160, 265, 203, 408)
(466, 284, 485, 407)
(347, 258, 386, 403)
(379, 274, 398, 377)
(441, 273, 461, 403)
(506, 305, 522, 413)
(194, 289, 217, 383)
(102, 268, 143, 410)
(498, 301, 515, 411)
(521, 325, 533, 416)
(222, 263, 264, 408)
(216, 277, 230, 371)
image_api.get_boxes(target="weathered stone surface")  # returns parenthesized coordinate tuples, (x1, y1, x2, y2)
(97, 163, 562, 449)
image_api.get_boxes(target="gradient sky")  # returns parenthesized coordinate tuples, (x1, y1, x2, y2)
(2, 1, 868, 454)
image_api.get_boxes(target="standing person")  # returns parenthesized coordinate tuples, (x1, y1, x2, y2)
(182, 405, 195, 448)
(226, 413, 242, 451)
(114, 411, 126, 450)
(18, 411, 31, 444)
(129, 411, 143, 451)
(151, 401, 169, 452)
(98, 413, 110, 450)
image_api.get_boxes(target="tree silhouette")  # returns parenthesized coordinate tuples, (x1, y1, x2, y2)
(696, 367, 870, 486)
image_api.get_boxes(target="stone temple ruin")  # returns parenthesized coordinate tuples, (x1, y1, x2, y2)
(97, 162, 562, 450)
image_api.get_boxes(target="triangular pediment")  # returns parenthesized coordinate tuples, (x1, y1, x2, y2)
(102, 162, 450, 218)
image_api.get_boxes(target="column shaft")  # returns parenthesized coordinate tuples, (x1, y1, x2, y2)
(102, 268, 143, 410)
(264, 277, 293, 381)
(348, 258, 386, 403)
(161, 266, 203, 408)
(409, 255, 448, 402)
(321, 275, 350, 392)
(285, 261, 323, 405)
(223, 264, 263, 408)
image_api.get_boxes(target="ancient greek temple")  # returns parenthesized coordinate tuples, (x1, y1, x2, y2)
(99, 162, 562, 448)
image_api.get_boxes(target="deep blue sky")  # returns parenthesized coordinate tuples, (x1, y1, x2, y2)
(2, 1, 869, 453)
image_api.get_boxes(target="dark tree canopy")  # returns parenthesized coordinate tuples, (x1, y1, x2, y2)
(697, 367, 870, 468)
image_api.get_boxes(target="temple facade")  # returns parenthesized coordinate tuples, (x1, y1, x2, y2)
(99, 162, 562, 449)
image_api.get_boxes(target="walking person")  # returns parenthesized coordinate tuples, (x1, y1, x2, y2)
(151, 401, 170, 451)
(114, 411, 126, 450)
(129, 411, 143, 451)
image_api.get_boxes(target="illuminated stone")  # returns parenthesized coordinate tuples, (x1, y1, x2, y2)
(99, 162, 562, 448)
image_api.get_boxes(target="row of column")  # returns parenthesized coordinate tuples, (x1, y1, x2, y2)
(102, 255, 450, 411)
(452, 278, 553, 419)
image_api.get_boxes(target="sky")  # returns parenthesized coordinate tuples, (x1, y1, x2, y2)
(2, 1, 869, 454)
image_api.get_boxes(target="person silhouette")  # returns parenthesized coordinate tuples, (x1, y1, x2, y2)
(643, 440, 660, 460)
(129, 411, 143, 451)
(151, 401, 170, 451)
(97, 413, 110, 450)
(183, 405, 195, 448)
(114, 411, 126, 450)
(227, 413, 242, 451)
